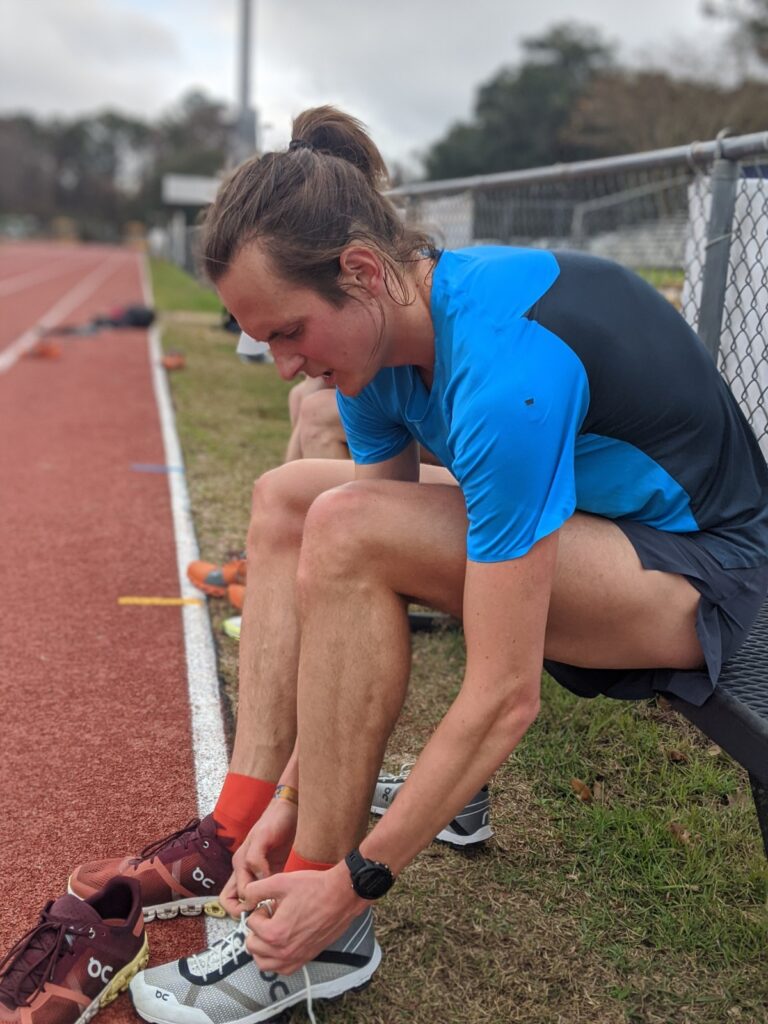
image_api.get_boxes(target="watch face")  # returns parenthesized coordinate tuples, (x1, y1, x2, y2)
(357, 864, 394, 899)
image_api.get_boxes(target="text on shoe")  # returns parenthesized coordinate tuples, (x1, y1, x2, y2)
(87, 958, 114, 983)
(192, 867, 215, 889)
(260, 970, 290, 1002)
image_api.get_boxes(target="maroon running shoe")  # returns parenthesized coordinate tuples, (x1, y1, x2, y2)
(0, 878, 147, 1024)
(68, 817, 233, 923)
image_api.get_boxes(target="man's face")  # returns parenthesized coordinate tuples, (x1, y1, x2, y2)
(217, 243, 385, 398)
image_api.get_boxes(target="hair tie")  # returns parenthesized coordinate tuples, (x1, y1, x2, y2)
(288, 138, 313, 152)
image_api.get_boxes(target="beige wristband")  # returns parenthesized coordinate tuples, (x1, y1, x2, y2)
(273, 783, 299, 806)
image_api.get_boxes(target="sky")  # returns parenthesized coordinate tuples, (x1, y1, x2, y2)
(1, 0, 735, 169)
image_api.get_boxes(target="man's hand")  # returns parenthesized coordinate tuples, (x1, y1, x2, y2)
(218, 800, 298, 918)
(243, 866, 364, 975)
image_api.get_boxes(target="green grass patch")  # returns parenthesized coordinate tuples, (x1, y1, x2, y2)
(637, 267, 685, 290)
(152, 266, 767, 1024)
(150, 258, 223, 314)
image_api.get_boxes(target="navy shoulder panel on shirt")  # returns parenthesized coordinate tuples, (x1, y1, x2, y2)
(527, 251, 768, 567)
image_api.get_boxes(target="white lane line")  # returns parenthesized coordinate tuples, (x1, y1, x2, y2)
(0, 260, 77, 298)
(139, 253, 229, 840)
(0, 254, 125, 374)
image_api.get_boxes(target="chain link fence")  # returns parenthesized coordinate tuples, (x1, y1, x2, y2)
(177, 132, 768, 452)
(392, 132, 768, 455)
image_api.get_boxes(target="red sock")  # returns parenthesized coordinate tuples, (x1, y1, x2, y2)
(284, 849, 334, 872)
(212, 772, 276, 850)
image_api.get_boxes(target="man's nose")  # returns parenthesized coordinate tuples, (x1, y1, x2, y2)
(272, 349, 305, 381)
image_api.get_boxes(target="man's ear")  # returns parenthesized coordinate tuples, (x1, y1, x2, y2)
(338, 245, 384, 296)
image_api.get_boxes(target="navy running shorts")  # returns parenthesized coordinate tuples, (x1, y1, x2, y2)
(544, 519, 768, 707)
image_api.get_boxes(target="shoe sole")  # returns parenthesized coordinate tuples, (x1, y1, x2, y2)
(130, 942, 382, 1024)
(68, 882, 227, 923)
(369, 804, 493, 848)
(76, 934, 150, 1024)
(142, 897, 229, 922)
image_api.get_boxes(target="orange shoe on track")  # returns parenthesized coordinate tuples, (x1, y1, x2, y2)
(186, 556, 247, 598)
(0, 878, 148, 1024)
(227, 583, 245, 611)
(25, 340, 62, 359)
(68, 817, 233, 923)
(160, 352, 185, 371)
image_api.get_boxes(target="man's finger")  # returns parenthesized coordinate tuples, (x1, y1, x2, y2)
(234, 862, 258, 903)
(245, 854, 269, 881)
(219, 891, 245, 918)
(242, 870, 294, 906)
(254, 897, 278, 918)
(217, 873, 243, 918)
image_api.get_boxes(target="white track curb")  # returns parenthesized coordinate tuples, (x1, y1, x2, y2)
(140, 257, 231, 944)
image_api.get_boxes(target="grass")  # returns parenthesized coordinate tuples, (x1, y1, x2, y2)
(149, 258, 223, 314)
(637, 268, 685, 291)
(152, 264, 767, 1024)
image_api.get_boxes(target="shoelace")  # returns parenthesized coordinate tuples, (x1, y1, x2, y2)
(187, 915, 316, 1024)
(377, 761, 415, 784)
(187, 918, 249, 979)
(0, 913, 79, 1007)
(131, 817, 202, 865)
(303, 965, 316, 1024)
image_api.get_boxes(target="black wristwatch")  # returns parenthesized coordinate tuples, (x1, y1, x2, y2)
(345, 848, 395, 900)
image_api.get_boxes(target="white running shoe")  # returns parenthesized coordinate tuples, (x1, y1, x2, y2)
(371, 765, 493, 847)
(222, 616, 241, 641)
(129, 910, 381, 1024)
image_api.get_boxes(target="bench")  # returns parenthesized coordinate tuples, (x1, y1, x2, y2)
(666, 598, 768, 861)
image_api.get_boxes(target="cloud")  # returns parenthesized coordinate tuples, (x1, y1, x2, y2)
(1, 0, 729, 163)
(1, 0, 182, 117)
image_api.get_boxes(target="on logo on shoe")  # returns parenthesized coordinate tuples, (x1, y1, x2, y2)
(260, 970, 289, 1002)
(192, 867, 215, 889)
(87, 957, 114, 983)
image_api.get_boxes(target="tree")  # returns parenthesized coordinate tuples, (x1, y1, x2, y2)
(423, 22, 615, 180)
(565, 70, 768, 155)
(135, 89, 232, 221)
(0, 117, 57, 224)
(0, 89, 232, 238)
(703, 0, 768, 62)
(47, 112, 153, 237)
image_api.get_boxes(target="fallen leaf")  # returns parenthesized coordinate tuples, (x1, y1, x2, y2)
(592, 780, 605, 803)
(666, 748, 688, 764)
(570, 778, 592, 802)
(669, 822, 692, 844)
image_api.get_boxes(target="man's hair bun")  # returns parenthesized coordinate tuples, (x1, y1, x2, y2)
(291, 106, 389, 190)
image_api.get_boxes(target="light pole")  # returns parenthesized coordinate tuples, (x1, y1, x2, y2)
(232, 0, 258, 166)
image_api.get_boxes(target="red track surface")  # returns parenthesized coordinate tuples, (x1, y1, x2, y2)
(0, 242, 209, 1022)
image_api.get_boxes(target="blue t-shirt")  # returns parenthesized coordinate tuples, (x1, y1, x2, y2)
(337, 247, 768, 568)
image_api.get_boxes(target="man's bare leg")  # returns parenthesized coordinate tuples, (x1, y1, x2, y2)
(291, 479, 703, 863)
(229, 459, 356, 779)
(228, 462, 453, 780)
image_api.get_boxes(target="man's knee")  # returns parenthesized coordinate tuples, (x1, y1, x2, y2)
(296, 483, 378, 590)
(297, 390, 347, 458)
(247, 462, 316, 553)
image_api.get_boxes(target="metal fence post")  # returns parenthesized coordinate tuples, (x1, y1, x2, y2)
(697, 147, 740, 363)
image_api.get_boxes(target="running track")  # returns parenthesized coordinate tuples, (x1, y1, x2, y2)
(0, 242, 226, 1022)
